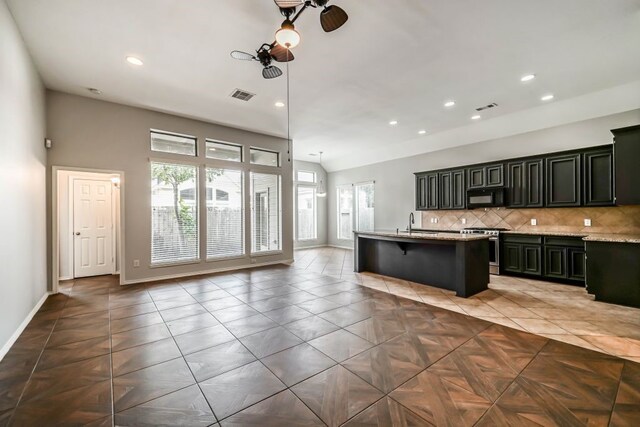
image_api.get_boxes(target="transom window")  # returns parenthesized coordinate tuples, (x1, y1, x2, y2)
(151, 130, 197, 156)
(206, 140, 242, 162)
(250, 148, 280, 167)
(297, 170, 316, 183)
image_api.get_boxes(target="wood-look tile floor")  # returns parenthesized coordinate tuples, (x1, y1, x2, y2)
(295, 247, 640, 363)
(1, 258, 639, 426)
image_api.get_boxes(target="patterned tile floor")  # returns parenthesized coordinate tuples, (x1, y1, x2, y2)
(294, 247, 640, 363)
(0, 249, 638, 425)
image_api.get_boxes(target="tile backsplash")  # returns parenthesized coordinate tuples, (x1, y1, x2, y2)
(421, 205, 640, 235)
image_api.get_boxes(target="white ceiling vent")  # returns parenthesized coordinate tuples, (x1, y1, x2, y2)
(476, 102, 498, 111)
(230, 89, 256, 102)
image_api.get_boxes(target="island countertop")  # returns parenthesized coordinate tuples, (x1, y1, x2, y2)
(354, 230, 490, 242)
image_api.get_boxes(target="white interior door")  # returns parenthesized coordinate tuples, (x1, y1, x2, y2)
(73, 179, 113, 278)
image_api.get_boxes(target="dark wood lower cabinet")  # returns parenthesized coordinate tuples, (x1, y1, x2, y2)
(586, 241, 640, 308)
(502, 234, 585, 285)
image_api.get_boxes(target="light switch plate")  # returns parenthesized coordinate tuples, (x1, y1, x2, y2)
(584, 218, 592, 227)
(531, 218, 537, 226)
(461, 218, 467, 224)
(133, 259, 140, 267)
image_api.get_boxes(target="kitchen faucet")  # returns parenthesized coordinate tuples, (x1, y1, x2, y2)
(408, 212, 415, 234)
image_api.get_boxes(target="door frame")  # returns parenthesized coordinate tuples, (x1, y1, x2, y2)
(52, 166, 125, 294)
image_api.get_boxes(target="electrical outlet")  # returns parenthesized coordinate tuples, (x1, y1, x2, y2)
(133, 259, 140, 267)
(584, 218, 592, 227)
(434, 218, 439, 224)
(531, 218, 537, 226)
(461, 218, 467, 225)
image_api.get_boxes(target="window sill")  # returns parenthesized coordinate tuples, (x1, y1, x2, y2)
(205, 255, 247, 263)
(149, 259, 201, 269)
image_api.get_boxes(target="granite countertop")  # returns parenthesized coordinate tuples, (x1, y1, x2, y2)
(354, 231, 490, 242)
(582, 234, 640, 244)
(502, 230, 640, 244)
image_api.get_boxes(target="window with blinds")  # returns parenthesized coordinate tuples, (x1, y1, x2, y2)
(250, 172, 281, 253)
(151, 162, 199, 264)
(296, 186, 316, 240)
(337, 185, 353, 240)
(206, 168, 244, 259)
(355, 182, 375, 232)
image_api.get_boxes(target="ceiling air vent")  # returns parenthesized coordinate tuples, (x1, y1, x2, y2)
(230, 89, 256, 102)
(476, 102, 498, 112)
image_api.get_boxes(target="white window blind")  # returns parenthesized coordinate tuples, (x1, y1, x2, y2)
(206, 168, 244, 259)
(296, 186, 317, 240)
(251, 172, 281, 253)
(151, 162, 199, 264)
(355, 182, 375, 232)
(337, 185, 353, 240)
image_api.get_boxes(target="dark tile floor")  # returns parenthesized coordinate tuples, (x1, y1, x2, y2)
(1, 264, 639, 426)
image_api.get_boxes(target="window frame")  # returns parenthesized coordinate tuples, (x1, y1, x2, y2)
(295, 184, 318, 242)
(250, 147, 281, 167)
(336, 184, 354, 241)
(150, 129, 197, 157)
(205, 139, 243, 163)
(250, 171, 283, 255)
(296, 170, 316, 183)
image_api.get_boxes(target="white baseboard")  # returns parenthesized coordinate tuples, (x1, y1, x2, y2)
(294, 244, 329, 250)
(0, 291, 51, 362)
(58, 276, 73, 281)
(328, 244, 354, 250)
(121, 259, 295, 285)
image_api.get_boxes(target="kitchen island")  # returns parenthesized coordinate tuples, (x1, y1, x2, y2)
(354, 231, 490, 298)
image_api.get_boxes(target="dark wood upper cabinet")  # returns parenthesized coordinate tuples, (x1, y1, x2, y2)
(583, 147, 614, 206)
(506, 162, 525, 207)
(525, 159, 544, 207)
(415, 172, 438, 211)
(467, 164, 503, 189)
(438, 171, 452, 209)
(612, 125, 640, 205)
(437, 169, 465, 210)
(415, 175, 427, 210)
(545, 154, 581, 207)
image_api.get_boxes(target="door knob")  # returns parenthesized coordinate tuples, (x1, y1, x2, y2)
(75, 232, 81, 236)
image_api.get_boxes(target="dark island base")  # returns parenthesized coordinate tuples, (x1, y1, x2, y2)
(586, 241, 640, 308)
(354, 235, 489, 298)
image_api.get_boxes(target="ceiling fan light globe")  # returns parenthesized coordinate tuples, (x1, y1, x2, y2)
(275, 27, 300, 49)
(320, 5, 348, 32)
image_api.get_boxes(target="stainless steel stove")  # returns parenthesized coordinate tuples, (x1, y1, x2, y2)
(460, 227, 508, 275)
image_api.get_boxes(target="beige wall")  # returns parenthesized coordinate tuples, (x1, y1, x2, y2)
(421, 206, 640, 235)
(46, 91, 293, 284)
(0, 1, 48, 357)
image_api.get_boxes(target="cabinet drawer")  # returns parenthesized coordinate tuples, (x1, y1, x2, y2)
(543, 236, 584, 248)
(502, 234, 542, 245)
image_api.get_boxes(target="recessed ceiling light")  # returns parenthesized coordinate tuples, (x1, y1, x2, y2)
(520, 74, 536, 82)
(274, 101, 285, 108)
(541, 94, 554, 101)
(444, 101, 456, 108)
(87, 88, 102, 95)
(389, 120, 398, 126)
(471, 115, 481, 120)
(418, 130, 427, 135)
(126, 56, 144, 66)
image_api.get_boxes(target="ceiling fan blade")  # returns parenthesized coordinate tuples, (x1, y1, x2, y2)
(270, 44, 295, 62)
(320, 5, 348, 32)
(274, 0, 304, 8)
(262, 66, 283, 79)
(230, 50, 256, 61)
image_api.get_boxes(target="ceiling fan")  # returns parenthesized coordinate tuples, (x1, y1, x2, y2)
(230, 0, 349, 79)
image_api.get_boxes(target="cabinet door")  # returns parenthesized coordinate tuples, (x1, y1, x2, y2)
(415, 175, 427, 210)
(485, 164, 504, 187)
(568, 248, 586, 281)
(522, 245, 542, 276)
(438, 172, 452, 209)
(467, 166, 485, 189)
(546, 154, 581, 207)
(545, 246, 568, 279)
(507, 162, 525, 207)
(503, 244, 522, 273)
(452, 170, 466, 209)
(426, 174, 439, 210)
(525, 159, 544, 207)
(613, 126, 640, 205)
(584, 149, 614, 206)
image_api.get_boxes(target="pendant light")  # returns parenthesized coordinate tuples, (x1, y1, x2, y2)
(275, 19, 301, 49)
(317, 151, 327, 197)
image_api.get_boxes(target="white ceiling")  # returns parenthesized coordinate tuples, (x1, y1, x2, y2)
(8, 0, 640, 171)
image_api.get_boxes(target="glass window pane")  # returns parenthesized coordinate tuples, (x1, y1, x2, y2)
(151, 130, 196, 156)
(151, 162, 199, 264)
(206, 168, 244, 259)
(297, 171, 315, 183)
(338, 186, 353, 240)
(297, 186, 316, 240)
(206, 140, 242, 162)
(251, 173, 281, 253)
(355, 183, 375, 232)
(250, 148, 279, 167)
